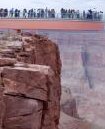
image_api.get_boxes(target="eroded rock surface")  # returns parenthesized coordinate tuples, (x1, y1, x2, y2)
(0, 32, 61, 129)
(0, 86, 4, 129)
(3, 95, 43, 129)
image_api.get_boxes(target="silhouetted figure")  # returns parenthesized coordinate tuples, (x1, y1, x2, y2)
(76, 10, 80, 19)
(10, 8, 14, 17)
(51, 9, 55, 18)
(68, 9, 71, 18)
(83, 10, 86, 19)
(33, 9, 36, 18)
(23, 9, 27, 18)
(87, 9, 93, 19)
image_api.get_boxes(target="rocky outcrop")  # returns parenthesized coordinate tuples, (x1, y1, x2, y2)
(0, 32, 61, 129)
(61, 87, 78, 118)
(2, 64, 55, 129)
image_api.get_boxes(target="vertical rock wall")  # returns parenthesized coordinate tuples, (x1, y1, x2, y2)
(0, 32, 61, 129)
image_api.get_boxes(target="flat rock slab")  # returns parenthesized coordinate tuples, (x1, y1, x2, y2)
(2, 66, 50, 101)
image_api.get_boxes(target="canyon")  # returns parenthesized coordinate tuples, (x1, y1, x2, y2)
(35, 30, 105, 129)
(1, 30, 105, 129)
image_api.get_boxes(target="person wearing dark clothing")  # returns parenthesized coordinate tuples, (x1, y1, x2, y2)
(0, 8, 4, 17)
(41, 9, 44, 18)
(76, 10, 80, 19)
(51, 9, 55, 18)
(4, 9, 8, 17)
(88, 9, 93, 19)
(30, 9, 34, 18)
(23, 9, 27, 18)
(14, 9, 19, 18)
(61, 8, 64, 18)
(68, 9, 71, 18)
(83, 10, 86, 19)
(33, 9, 36, 18)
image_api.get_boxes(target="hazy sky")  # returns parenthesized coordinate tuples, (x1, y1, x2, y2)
(0, 0, 104, 12)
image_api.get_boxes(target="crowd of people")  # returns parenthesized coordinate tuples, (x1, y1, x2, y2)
(0, 8, 56, 18)
(61, 8, 103, 20)
(0, 8, 103, 20)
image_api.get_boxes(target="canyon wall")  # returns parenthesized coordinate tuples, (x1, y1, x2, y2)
(0, 32, 61, 129)
(35, 30, 105, 128)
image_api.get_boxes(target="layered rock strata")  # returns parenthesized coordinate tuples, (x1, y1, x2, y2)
(0, 32, 61, 129)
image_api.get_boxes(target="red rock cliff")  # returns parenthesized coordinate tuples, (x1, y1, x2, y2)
(0, 32, 61, 129)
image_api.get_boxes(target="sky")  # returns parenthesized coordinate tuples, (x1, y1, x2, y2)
(0, 0, 104, 12)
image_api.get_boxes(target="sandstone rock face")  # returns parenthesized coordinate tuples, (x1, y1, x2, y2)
(3, 95, 43, 129)
(0, 32, 61, 129)
(3, 67, 48, 101)
(1, 64, 54, 129)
